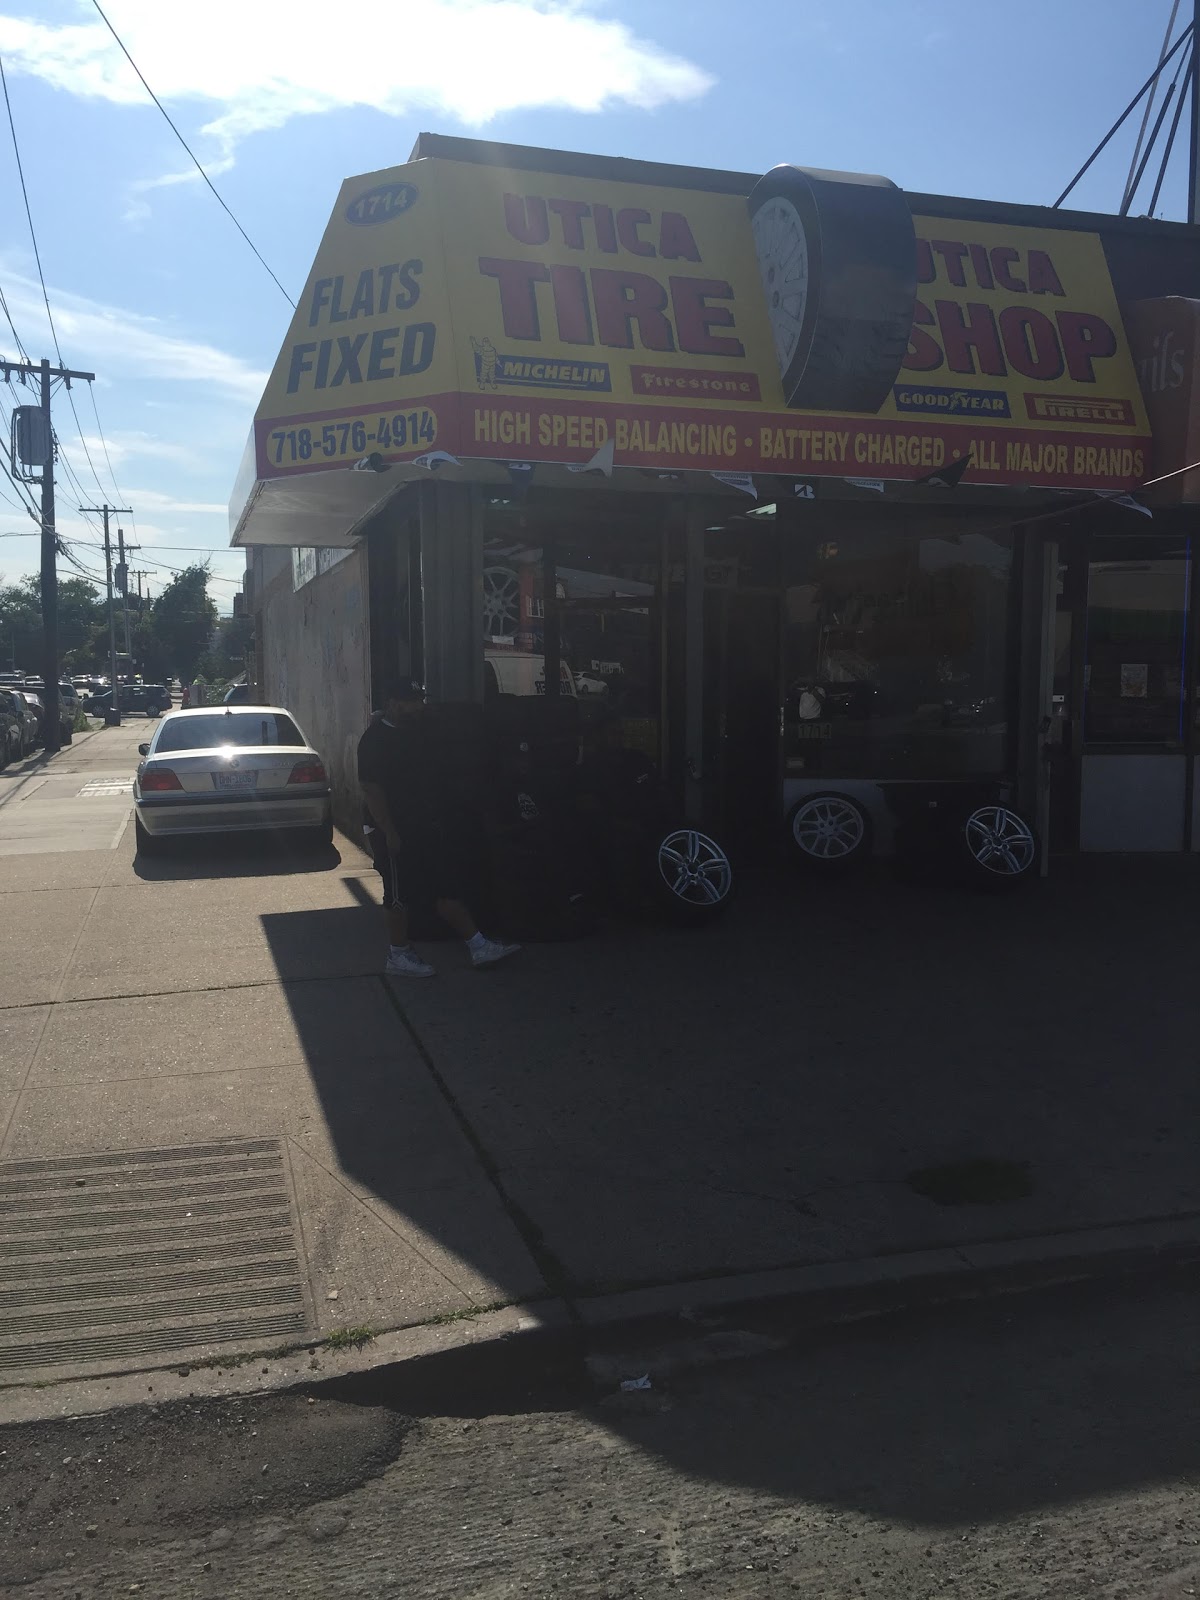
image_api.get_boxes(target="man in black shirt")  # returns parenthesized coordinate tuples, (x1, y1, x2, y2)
(358, 680, 519, 977)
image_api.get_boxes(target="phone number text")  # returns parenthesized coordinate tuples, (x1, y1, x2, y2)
(269, 409, 437, 465)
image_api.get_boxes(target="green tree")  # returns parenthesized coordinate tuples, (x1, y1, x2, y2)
(150, 565, 218, 682)
(197, 613, 255, 684)
(0, 574, 105, 671)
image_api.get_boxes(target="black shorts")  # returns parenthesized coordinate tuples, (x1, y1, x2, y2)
(369, 826, 465, 910)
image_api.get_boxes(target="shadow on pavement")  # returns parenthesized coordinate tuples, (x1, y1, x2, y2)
(133, 832, 345, 881)
(311, 1265, 1200, 1528)
(259, 854, 1200, 1294)
(259, 855, 1200, 1500)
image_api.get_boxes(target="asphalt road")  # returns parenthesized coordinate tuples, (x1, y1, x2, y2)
(3, 1267, 1199, 1598)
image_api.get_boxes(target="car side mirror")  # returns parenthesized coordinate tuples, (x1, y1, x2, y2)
(138, 742, 150, 756)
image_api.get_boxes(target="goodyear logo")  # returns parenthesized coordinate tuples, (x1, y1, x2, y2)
(472, 337, 611, 394)
(344, 182, 419, 226)
(893, 384, 1011, 418)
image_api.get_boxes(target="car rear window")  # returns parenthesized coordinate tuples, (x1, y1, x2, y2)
(153, 712, 306, 752)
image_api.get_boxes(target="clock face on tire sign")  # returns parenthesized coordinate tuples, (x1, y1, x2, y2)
(749, 165, 917, 414)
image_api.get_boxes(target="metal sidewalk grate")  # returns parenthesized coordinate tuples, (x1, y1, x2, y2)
(0, 1138, 310, 1376)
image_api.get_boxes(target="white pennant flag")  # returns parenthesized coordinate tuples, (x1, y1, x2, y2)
(566, 437, 615, 477)
(711, 471, 758, 498)
(1109, 493, 1152, 518)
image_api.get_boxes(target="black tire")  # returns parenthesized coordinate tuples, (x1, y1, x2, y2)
(61, 725, 72, 746)
(302, 817, 334, 851)
(146, 706, 161, 719)
(651, 825, 733, 921)
(749, 165, 916, 414)
(787, 792, 872, 872)
(956, 803, 1038, 890)
(134, 815, 161, 856)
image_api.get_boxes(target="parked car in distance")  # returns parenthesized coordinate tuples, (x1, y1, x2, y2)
(132, 706, 333, 855)
(0, 688, 24, 765)
(86, 682, 173, 717)
(223, 683, 264, 705)
(7, 689, 41, 752)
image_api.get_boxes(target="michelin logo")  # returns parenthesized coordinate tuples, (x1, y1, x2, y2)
(893, 384, 1011, 418)
(472, 337, 611, 394)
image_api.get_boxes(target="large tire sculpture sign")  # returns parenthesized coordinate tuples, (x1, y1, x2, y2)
(750, 165, 917, 414)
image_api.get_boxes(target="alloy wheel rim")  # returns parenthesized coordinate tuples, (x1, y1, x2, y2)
(657, 828, 732, 906)
(792, 797, 864, 860)
(964, 806, 1035, 875)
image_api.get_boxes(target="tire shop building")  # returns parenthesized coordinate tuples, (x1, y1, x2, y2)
(230, 133, 1200, 878)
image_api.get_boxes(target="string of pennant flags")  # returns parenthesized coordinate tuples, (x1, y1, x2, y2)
(351, 442, 1153, 519)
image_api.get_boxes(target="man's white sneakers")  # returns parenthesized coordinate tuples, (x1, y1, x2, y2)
(385, 948, 436, 979)
(470, 938, 522, 968)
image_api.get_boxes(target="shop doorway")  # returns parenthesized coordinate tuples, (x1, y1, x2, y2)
(1052, 532, 1196, 852)
(707, 588, 782, 855)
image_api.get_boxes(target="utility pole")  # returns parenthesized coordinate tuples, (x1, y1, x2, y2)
(1192, 0, 1200, 221)
(80, 504, 132, 725)
(116, 526, 139, 658)
(2, 356, 96, 752)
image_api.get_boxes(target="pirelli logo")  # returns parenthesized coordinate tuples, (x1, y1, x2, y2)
(1024, 393, 1135, 426)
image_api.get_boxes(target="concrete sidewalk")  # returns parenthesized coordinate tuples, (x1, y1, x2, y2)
(2, 719, 1199, 1390)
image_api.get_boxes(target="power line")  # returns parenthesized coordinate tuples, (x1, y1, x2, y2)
(1, 51, 113, 514)
(0, 283, 27, 359)
(1054, 22, 1194, 207)
(89, 0, 296, 310)
(86, 382, 124, 503)
(0, 53, 63, 364)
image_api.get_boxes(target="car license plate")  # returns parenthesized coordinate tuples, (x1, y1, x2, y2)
(215, 771, 257, 790)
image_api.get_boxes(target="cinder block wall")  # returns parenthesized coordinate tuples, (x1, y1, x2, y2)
(252, 546, 371, 831)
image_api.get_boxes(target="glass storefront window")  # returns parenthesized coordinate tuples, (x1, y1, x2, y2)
(1083, 539, 1191, 745)
(482, 535, 560, 698)
(781, 516, 1016, 778)
(479, 497, 665, 767)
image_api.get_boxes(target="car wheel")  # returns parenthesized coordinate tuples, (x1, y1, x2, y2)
(652, 826, 733, 921)
(957, 803, 1038, 889)
(134, 815, 161, 856)
(303, 817, 334, 851)
(61, 725, 72, 746)
(787, 792, 872, 871)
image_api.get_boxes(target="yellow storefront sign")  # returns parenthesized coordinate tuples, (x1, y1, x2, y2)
(252, 157, 1151, 490)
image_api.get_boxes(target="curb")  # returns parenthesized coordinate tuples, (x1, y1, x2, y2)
(3, 1211, 1199, 1426)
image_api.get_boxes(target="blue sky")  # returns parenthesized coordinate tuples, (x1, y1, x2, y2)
(0, 0, 1190, 612)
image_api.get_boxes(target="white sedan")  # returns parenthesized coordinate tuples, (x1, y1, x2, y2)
(133, 706, 333, 854)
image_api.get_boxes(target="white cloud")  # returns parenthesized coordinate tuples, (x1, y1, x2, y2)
(0, 1, 713, 192)
(68, 430, 205, 471)
(112, 486, 226, 516)
(0, 265, 267, 402)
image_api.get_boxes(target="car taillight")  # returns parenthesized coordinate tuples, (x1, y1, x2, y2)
(140, 767, 183, 792)
(287, 759, 327, 785)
